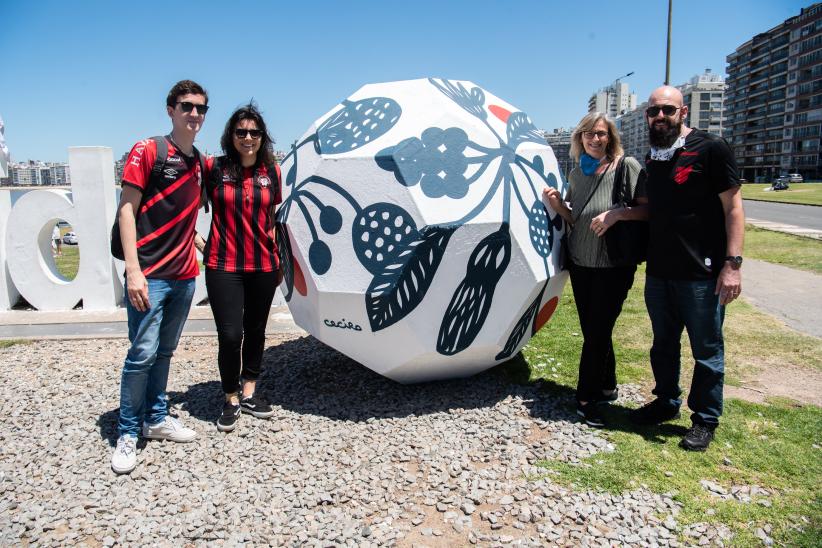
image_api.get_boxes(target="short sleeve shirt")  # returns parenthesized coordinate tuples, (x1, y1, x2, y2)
(566, 156, 647, 268)
(644, 130, 740, 280)
(121, 137, 210, 280)
(203, 159, 282, 272)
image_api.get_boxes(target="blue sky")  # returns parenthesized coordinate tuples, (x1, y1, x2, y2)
(1, 0, 811, 162)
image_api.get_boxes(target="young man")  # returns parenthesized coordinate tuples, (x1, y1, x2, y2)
(629, 85, 744, 452)
(111, 80, 211, 474)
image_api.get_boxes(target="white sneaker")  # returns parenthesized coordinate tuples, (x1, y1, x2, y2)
(142, 416, 197, 443)
(111, 435, 137, 474)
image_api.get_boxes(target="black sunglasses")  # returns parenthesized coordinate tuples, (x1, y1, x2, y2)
(234, 128, 263, 139)
(646, 105, 681, 117)
(176, 101, 209, 114)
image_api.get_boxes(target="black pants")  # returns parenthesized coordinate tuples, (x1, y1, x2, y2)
(205, 269, 278, 394)
(569, 263, 636, 403)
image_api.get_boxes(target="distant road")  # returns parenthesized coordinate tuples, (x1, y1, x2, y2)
(743, 200, 822, 231)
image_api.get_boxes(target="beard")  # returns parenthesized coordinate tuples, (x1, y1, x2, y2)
(649, 118, 682, 148)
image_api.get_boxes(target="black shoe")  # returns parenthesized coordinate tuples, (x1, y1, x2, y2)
(576, 402, 605, 427)
(629, 398, 681, 425)
(596, 388, 619, 404)
(680, 423, 715, 451)
(240, 394, 275, 419)
(217, 401, 241, 432)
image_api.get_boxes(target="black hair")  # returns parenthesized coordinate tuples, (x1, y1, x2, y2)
(219, 103, 277, 180)
(166, 80, 208, 107)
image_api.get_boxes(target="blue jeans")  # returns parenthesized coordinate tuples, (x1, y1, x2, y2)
(118, 278, 195, 438)
(645, 275, 725, 427)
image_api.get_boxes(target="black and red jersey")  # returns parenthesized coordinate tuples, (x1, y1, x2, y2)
(122, 137, 211, 280)
(203, 158, 281, 273)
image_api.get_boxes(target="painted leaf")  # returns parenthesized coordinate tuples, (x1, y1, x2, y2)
(506, 112, 544, 147)
(495, 287, 544, 361)
(533, 296, 559, 333)
(275, 222, 294, 301)
(316, 97, 401, 154)
(365, 225, 457, 332)
(437, 225, 511, 355)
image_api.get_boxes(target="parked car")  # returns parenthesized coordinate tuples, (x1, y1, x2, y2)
(789, 173, 804, 183)
(62, 232, 78, 245)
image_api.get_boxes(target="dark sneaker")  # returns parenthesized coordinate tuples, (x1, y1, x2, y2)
(217, 401, 241, 432)
(576, 402, 605, 427)
(596, 388, 619, 404)
(629, 398, 681, 425)
(680, 424, 715, 452)
(240, 395, 275, 419)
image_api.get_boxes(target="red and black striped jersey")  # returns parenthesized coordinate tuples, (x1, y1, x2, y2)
(121, 137, 211, 280)
(203, 158, 281, 273)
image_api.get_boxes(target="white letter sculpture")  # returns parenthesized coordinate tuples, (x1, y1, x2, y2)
(278, 78, 567, 383)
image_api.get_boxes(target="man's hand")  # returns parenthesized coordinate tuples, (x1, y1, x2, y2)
(715, 263, 742, 305)
(126, 268, 150, 312)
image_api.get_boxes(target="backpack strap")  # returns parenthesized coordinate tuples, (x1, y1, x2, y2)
(149, 136, 168, 184)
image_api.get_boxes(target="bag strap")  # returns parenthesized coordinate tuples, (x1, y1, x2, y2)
(611, 156, 628, 206)
(149, 136, 168, 183)
(571, 160, 612, 224)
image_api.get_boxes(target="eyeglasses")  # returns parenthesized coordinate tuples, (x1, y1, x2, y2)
(582, 130, 609, 139)
(234, 128, 263, 139)
(646, 105, 682, 117)
(177, 101, 209, 114)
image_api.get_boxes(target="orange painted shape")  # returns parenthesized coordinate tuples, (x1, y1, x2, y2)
(489, 105, 511, 123)
(533, 296, 559, 332)
(293, 256, 307, 296)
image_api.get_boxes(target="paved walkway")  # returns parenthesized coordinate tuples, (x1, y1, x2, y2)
(741, 259, 822, 339)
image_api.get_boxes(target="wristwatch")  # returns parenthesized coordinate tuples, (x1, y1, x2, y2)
(724, 255, 743, 268)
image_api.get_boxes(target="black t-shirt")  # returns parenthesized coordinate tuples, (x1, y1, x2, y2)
(645, 129, 740, 280)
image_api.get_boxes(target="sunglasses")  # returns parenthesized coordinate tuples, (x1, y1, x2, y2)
(582, 130, 609, 139)
(177, 101, 209, 114)
(234, 128, 263, 139)
(646, 105, 681, 117)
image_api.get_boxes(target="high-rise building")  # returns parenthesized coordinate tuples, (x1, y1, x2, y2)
(588, 80, 637, 119)
(617, 70, 726, 162)
(3, 161, 71, 186)
(542, 128, 574, 179)
(681, 69, 726, 135)
(616, 101, 649, 162)
(726, 3, 822, 181)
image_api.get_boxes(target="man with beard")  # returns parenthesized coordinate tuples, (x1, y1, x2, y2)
(629, 86, 744, 452)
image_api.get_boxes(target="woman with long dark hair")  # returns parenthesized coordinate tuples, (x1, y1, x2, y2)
(196, 103, 281, 432)
(543, 112, 648, 428)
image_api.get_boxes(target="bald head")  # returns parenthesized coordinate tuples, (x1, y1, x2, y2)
(646, 85, 690, 147)
(649, 85, 684, 106)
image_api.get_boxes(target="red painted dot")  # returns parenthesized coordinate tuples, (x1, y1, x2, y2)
(533, 296, 559, 332)
(489, 105, 511, 123)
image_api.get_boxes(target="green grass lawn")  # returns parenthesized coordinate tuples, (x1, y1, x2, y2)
(745, 225, 822, 274)
(511, 267, 822, 546)
(741, 183, 822, 206)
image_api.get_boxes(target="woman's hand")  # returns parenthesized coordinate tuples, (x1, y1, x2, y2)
(542, 187, 563, 210)
(590, 209, 620, 237)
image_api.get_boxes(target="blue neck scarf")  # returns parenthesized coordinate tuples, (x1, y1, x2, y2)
(580, 153, 604, 176)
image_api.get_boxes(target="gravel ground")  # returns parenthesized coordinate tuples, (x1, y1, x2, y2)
(0, 335, 733, 546)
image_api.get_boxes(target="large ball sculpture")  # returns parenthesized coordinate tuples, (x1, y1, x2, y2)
(277, 78, 567, 383)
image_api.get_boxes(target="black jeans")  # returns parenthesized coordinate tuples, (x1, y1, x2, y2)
(569, 262, 636, 403)
(205, 269, 278, 394)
